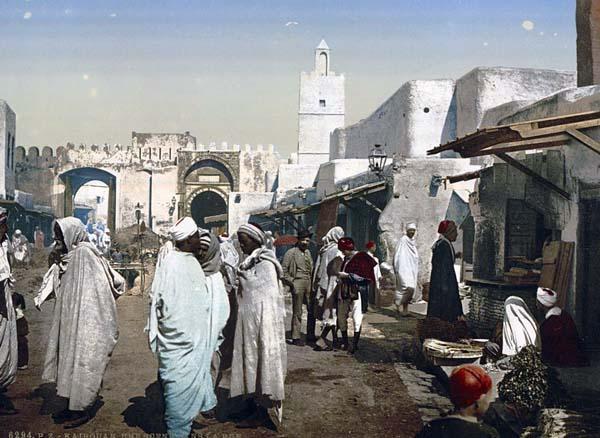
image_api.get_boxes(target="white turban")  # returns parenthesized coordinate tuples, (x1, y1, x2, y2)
(237, 223, 266, 245)
(406, 222, 417, 231)
(537, 287, 558, 308)
(169, 217, 198, 242)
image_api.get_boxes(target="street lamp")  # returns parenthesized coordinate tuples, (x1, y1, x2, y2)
(368, 144, 388, 175)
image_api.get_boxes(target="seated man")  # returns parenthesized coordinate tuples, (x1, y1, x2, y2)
(484, 296, 540, 363)
(417, 364, 499, 437)
(536, 287, 588, 367)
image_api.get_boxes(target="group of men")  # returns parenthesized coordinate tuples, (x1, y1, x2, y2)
(282, 226, 385, 354)
(86, 218, 111, 255)
(149, 218, 287, 437)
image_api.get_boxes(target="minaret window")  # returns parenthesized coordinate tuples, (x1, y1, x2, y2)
(319, 100, 326, 108)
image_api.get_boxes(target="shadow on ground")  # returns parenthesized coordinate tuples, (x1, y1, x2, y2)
(121, 381, 167, 433)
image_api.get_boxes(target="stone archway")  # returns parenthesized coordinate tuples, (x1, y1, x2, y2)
(59, 167, 117, 230)
(177, 151, 240, 221)
(186, 187, 228, 230)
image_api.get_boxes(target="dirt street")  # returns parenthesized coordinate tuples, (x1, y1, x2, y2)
(0, 261, 423, 438)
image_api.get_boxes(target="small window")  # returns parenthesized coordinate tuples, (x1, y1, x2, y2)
(319, 99, 326, 108)
(423, 107, 430, 113)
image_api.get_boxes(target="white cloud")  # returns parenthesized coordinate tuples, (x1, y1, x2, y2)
(521, 20, 535, 31)
(65, 9, 72, 16)
(89, 88, 98, 98)
(285, 21, 299, 27)
(483, 41, 489, 47)
(83, 74, 89, 81)
(539, 31, 545, 36)
(109, 13, 117, 18)
(553, 32, 559, 37)
(23, 11, 32, 20)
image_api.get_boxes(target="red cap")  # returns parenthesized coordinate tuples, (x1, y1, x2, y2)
(366, 241, 376, 249)
(438, 220, 456, 234)
(338, 237, 355, 251)
(449, 365, 492, 409)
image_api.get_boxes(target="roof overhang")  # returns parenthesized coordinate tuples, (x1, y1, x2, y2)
(428, 110, 600, 200)
(427, 110, 600, 158)
(251, 180, 388, 218)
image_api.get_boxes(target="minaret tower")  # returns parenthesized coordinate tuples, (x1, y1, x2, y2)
(297, 40, 345, 165)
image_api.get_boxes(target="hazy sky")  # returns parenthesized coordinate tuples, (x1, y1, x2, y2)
(1, 0, 576, 157)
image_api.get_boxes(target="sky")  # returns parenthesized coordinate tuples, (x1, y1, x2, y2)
(0, 0, 576, 157)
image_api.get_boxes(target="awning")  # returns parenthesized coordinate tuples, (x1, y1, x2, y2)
(250, 180, 388, 219)
(427, 110, 600, 200)
(427, 110, 600, 158)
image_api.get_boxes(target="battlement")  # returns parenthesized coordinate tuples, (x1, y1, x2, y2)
(180, 141, 277, 153)
(14, 140, 281, 171)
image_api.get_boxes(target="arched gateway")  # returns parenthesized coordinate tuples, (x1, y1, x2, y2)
(177, 151, 240, 232)
(59, 167, 117, 231)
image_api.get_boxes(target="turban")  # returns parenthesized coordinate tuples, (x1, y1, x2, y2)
(169, 217, 198, 242)
(365, 241, 376, 250)
(199, 229, 212, 250)
(237, 223, 266, 245)
(449, 365, 492, 409)
(438, 220, 456, 234)
(406, 222, 417, 231)
(338, 237, 355, 251)
(14, 230, 21, 236)
(537, 287, 558, 307)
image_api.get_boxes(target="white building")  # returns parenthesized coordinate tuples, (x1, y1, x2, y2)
(0, 100, 16, 199)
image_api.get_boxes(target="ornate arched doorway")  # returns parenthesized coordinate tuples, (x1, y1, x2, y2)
(178, 151, 240, 231)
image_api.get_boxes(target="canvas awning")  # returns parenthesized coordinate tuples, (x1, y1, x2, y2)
(428, 110, 600, 200)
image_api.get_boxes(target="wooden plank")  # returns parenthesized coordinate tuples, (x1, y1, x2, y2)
(446, 170, 481, 184)
(467, 138, 567, 157)
(495, 152, 571, 200)
(566, 128, 600, 156)
(513, 117, 600, 138)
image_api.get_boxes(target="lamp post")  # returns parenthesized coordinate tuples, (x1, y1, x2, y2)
(134, 202, 145, 294)
(138, 169, 153, 230)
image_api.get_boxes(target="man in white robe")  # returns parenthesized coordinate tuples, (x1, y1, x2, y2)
(11, 230, 31, 266)
(42, 217, 125, 428)
(394, 223, 419, 317)
(232, 223, 286, 429)
(150, 217, 221, 438)
(0, 210, 18, 415)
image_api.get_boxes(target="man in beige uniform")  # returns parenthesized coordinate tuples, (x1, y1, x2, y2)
(282, 230, 313, 346)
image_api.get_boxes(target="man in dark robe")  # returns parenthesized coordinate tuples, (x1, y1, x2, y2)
(427, 220, 463, 322)
(536, 287, 588, 367)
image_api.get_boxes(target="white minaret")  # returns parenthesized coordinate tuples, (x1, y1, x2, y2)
(297, 40, 345, 165)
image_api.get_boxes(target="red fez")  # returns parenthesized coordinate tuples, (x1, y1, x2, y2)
(438, 220, 456, 234)
(338, 237, 355, 251)
(366, 241, 376, 250)
(449, 365, 492, 409)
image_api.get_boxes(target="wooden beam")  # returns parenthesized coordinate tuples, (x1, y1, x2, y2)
(446, 170, 481, 184)
(566, 128, 600, 156)
(355, 196, 383, 214)
(513, 117, 600, 139)
(495, 152, 571, 200)
(467, 138, 567, 157)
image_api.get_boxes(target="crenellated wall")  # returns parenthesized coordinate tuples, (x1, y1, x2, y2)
(14, 134, 284, 235)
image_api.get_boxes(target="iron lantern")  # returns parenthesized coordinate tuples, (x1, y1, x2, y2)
(368, 144, 388, 174)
